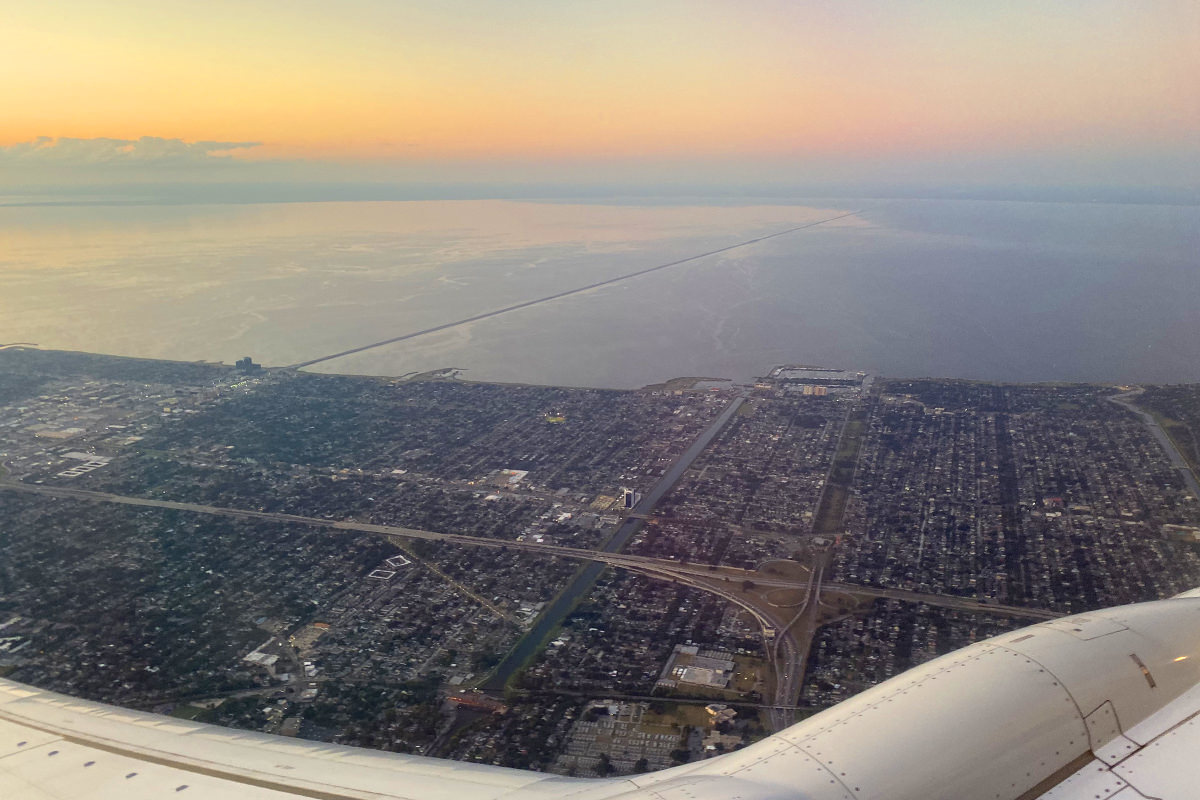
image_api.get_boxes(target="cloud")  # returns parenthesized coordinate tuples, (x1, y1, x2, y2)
(0, 136, 262, 167)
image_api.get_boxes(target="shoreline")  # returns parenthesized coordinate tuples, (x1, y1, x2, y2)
(3, 345, 1197, 393)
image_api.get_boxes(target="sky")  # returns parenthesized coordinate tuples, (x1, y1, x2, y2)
(2, 0, 1198, 198)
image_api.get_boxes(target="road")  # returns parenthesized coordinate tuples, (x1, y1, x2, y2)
(762, 564, 820, 731)
(289, 212, 858, 369)
(813, 582, 1060, 620)
(1110, 389, 1200, 499)
(762, 392, 865, 730)
(0, 478, 1058, 622)
(0, 475, 1061, 725)
(479, 394, 747, 692)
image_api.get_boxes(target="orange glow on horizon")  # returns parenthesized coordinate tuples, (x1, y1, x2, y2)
(1, 1, 1197, 166)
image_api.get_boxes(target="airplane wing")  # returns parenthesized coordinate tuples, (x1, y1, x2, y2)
(0, 679, 583, 800)
(4, 594, 1199, 800)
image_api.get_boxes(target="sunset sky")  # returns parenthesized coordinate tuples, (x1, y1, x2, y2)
(2, 1, 1198, 193)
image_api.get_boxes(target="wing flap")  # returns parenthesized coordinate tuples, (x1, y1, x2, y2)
(1114, 714, 1200, 799)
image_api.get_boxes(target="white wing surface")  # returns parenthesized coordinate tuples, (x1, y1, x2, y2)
(4, 596, 1200, 800)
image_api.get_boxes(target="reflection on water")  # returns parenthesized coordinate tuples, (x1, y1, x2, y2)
(1, 198, 1197, 386)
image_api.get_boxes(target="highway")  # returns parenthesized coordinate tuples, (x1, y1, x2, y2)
(0, 479, 768, 574)
(0, 476, 1060, 728)
(762, 565, 818, 731)
(0, 478, 1058, 622)
(288, 212, 858, 369)
(1111, 389, 1200, 499)
(479, 394, 747, 692)
(813, 582, 1060, 620)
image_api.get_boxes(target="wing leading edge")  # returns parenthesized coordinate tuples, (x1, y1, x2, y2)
(4, 595, 1200, 800)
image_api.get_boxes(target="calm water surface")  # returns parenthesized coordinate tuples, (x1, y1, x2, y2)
(1, 198, 1196, 387)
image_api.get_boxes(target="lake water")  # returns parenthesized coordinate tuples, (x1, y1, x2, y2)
(2, 198, 1197, 387)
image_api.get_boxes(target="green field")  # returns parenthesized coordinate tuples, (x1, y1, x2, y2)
(169, 703, 215, 721)
(812, 407, 869, 536)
